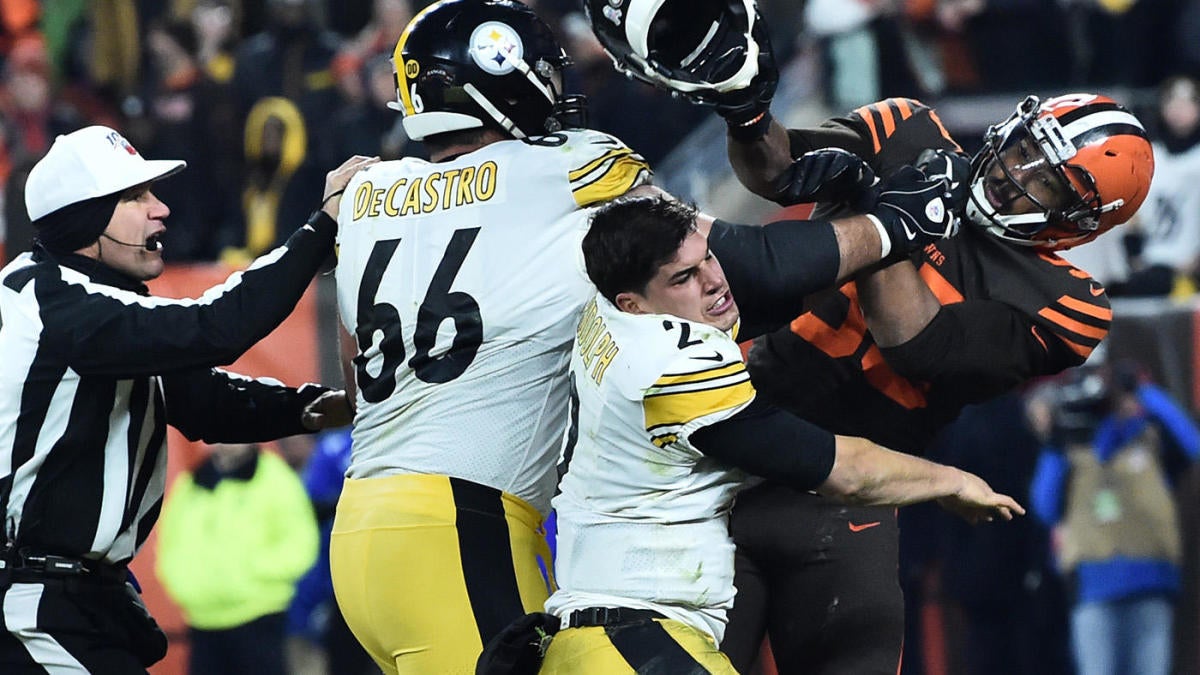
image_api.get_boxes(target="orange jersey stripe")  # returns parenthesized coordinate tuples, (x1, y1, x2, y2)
(877, 102, 897, 138)
(1030, 326, 1049, 352)
(791, 312, 862, 358)
(854, 104, 883, 153)
(1038, 307, 1108, 341)
(918, 263, 965, 304)
(926, 108, 963, 153)
(1058, 295, 1112, 321)
(1038, 251, 1076, 267)
(895, 98, 914, 120)
(1058, 335, 1096, 358)
(861, 345, 927, 409)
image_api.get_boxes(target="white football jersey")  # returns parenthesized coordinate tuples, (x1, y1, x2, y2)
(1138, 141, 1200, 270)
(335, 130, 650, 514)
(547, 295, 755, 644)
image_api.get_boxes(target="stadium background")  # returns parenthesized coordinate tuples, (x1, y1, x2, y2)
(0, 0, 1197, 673)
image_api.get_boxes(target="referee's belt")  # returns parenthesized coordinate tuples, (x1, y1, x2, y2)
(567, 607, 667, 628)
(0, 548, 127, 584)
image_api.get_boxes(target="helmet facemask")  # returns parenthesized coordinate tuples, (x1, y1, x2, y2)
(967, 94, 1147, 250)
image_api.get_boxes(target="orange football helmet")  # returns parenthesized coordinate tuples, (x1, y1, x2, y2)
(966, 93, 1155, 250)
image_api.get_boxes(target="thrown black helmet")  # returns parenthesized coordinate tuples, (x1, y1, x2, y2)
(390, 0, 583, 141)
(582, 0, 762, 100)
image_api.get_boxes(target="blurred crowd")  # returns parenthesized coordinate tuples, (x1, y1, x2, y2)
(0, 0, 709, 265)
(4, 1, 1200, 674)
(2, 1, 1200, 275)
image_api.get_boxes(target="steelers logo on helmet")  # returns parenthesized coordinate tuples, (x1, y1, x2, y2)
(392, 0, 578, 141)
(469, 21, 524, 76)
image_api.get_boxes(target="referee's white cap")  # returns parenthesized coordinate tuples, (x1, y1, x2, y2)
(25, 126, 187, 222)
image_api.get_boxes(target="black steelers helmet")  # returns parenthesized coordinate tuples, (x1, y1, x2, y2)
(583, 0, 762, 101)
(390, 0, 583, 141)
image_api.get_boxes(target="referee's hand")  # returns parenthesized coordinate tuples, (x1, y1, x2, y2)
(302, 390, 354, 430)
(322, 155, 380, 220)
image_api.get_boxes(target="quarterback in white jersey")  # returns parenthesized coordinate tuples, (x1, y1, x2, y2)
(327, 2, 650, 674)
(549, 294, 755, 645)
(539, 195, 1024, 673)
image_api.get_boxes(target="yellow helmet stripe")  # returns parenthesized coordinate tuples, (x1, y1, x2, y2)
(393, 1, 444, 115)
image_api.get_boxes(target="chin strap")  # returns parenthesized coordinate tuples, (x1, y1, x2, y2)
(550, 94, 588, 131)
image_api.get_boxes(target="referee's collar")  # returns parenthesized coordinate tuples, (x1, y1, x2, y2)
(32, 243, 151, 295)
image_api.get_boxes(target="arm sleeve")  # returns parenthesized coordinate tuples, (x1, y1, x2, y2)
(786, 118, 874, 159)
(162, 368, 329, 442)
(41, 212, 335, 377)
(1138, 384, 1200, 461)
(567, 130, 652, 207)
(689, 396, 836, 490)
(790, 99, 961, 175)
(707, 218, 839, 340)
(880, 300, 1065, 403)
(1029, 448, 1069, 527)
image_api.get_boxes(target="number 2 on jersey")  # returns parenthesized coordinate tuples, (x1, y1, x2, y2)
(353, 229, 483, 402)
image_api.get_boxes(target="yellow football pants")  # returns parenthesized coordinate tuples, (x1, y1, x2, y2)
(331, 474, 553, 675)
(540, 618, 738, 674)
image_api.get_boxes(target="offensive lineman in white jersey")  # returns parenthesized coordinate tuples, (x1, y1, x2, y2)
(542, 196, 1025, 672)
(328, 2, 649, 673)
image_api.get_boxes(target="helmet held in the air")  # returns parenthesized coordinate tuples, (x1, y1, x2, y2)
(583, 0, 762, 101)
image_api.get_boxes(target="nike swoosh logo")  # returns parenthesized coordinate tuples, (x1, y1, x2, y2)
(848, 521, 881, 533)
(690, 351, 724, 362)
(1090, 284, 1104, 297)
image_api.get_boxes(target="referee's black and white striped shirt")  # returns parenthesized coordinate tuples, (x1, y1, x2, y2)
(0, 215, 334, 566)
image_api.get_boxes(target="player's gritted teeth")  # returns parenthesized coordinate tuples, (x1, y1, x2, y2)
(708, 290, 733, 315)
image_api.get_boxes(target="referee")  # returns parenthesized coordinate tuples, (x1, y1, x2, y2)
(0, 126, 373, 672)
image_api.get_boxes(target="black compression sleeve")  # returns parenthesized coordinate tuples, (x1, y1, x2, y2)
(690, 397, 836, 490)
(708, 218, 839, 340)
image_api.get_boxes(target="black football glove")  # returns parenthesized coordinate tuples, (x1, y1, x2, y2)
(871, 162, 966, 260)
(693, 18, 778, 135)
(915, 148, 971, 208)
(770, 148, 879, 210)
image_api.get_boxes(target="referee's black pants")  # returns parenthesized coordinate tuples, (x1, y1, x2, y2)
(0, 570, 166, 673)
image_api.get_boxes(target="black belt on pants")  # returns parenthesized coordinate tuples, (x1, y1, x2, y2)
(0, 547, 128, 585)
(567, 607, 667, 628)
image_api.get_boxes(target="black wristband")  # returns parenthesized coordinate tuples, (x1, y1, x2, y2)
(727, 109, 774, 143)
(323, 189, 345, 205)
(306, 208, 337, 232)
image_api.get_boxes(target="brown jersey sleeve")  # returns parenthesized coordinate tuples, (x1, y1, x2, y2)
(1025, 252, 1111, 365)
(789, 98, 963, 176)
(879, 299, 1068, 405)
